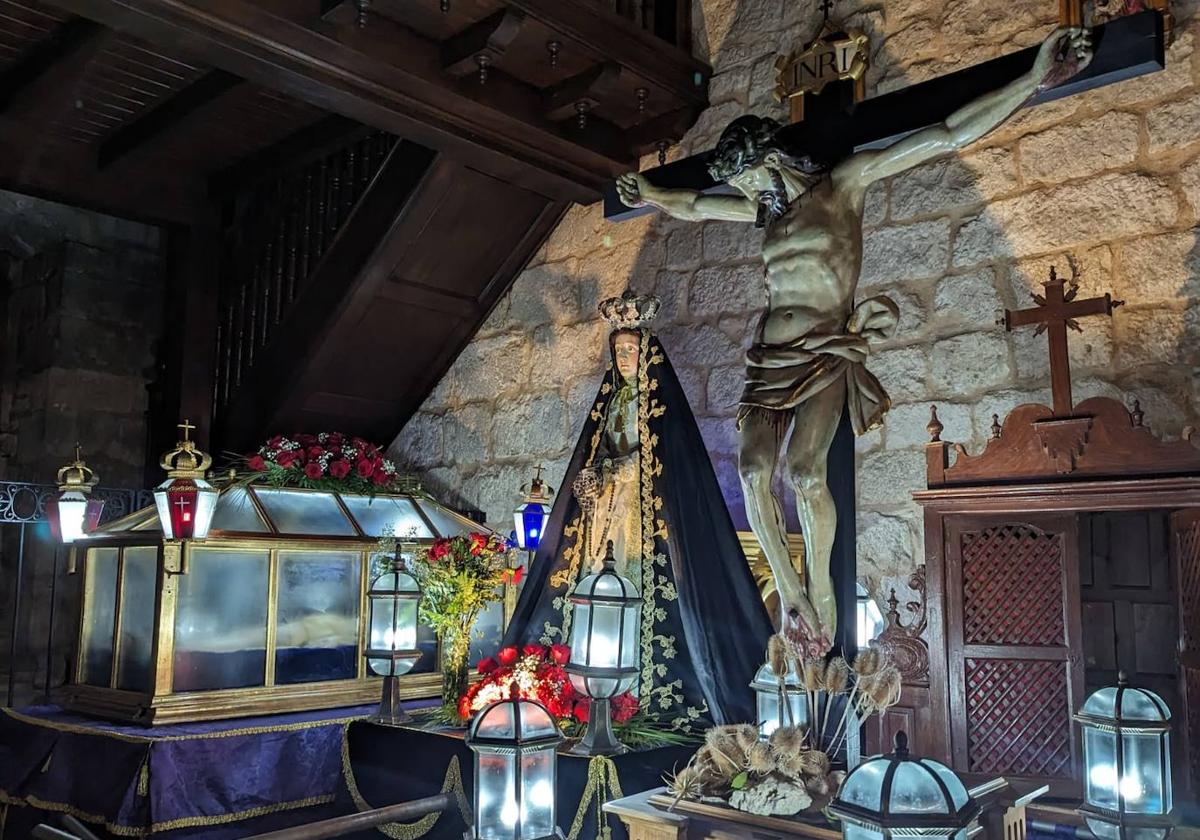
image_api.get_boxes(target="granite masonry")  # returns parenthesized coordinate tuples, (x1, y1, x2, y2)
(393, 0, 1200, 612)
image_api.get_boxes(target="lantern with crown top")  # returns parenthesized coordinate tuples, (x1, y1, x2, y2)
(47, 444, 104, 543)
(153, 420, 218, 541)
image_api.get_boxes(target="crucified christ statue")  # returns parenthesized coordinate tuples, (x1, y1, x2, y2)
(616, 26, 1092, 656)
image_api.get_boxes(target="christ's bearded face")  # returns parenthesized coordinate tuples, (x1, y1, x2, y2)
(726, 162, 779, 202)
(613, 334, 640, 382)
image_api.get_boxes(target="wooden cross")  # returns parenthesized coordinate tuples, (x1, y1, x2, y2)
(1003, 266, 1123, 416)
(604, 11, 1166, 220)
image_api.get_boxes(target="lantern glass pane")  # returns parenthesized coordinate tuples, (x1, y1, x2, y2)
(192, 482, 218, 539)
(117, 547, 158, 691)
(81, 547, 119, 685)
(569, 603, 592, 663)
(476, 753, 517, 840)
(254, 489, 356, 536)
(620, 603, 638, 665)
(56, 491, 88, 543)
(477, 702, 517, 739)
(589, 603, 622, 667)
(521, 750, 556, 839)
(210, 487, 269, 533)
(275, 551, 361, 684)
(930, 761, 971, 810)
(1085, 727, 1119, 810)
(1086, 820, 1171, 840)
(839, 758, 887, 812)
(518, 702, 558, 739)
(844, 822, 884, 840)
(341, 495, 433, 539)
(414, 499, 474, 538)
(173, 548, 270, 691)
(757, 690, 781, 735)
(1120, 732, 1170, 814)
(889, 762, 951, 813)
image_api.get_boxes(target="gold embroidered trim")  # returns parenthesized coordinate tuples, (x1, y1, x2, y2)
(0, 788, 336, 836)
(566, 755, 625, 840)
(341, 728, 471, 839)
(0, 707, 367, 744)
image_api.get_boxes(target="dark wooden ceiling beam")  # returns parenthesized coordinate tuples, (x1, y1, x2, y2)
(503, 0, 709, 106)
(97, 68, 244, 169)
(542, 61, 621, 121)
(440, 8, 525, 78)
(42, 0, 634, 202)
(0, 16, 111, 120)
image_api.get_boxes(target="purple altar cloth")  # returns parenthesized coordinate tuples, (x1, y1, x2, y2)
(0, 704, 375, 837)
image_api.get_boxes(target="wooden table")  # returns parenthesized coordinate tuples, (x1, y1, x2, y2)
(603, 778, 1050, 840)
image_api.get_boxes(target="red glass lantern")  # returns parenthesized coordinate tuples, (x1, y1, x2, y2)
(153, 420, 217, 541)
(47, 445, 103, 543)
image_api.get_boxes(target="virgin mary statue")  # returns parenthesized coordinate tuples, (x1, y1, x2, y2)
(502, 290, 773, 727)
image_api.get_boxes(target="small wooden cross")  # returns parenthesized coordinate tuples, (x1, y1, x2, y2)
(1003, 266, 1123, 416)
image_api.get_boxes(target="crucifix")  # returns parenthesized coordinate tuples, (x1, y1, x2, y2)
(1003, 266, 1124, 417)
(604, 9, 1166, 221)
(605, 4, 1166, 658)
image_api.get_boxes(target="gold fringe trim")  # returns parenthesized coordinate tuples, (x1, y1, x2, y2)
(566, 755, 625, 840)
(0, 707, 367, 744)
(0, 787, 336, 836)
(341, 728, 471, 839)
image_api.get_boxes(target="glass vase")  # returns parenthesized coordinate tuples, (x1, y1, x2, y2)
(440, 622, 473, 725)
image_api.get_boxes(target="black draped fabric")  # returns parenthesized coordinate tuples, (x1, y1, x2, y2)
(502, 327, 773, 726)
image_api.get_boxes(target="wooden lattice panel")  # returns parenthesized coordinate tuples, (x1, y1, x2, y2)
(962, 524, 1065, 646)
(965, 658, 1073, 777)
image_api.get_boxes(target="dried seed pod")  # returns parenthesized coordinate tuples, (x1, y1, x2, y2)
(665, 764, 704, 800)
(823, 658, 850, 695)
(767, 633, 788, 677)
(852, 648, 882, 679)
(798, 749, 831, 778)
(802, 658, 825, 693)
(747, 742, 775, 775)
(733, 723, 760, 752)
(767, 725, 806, 758)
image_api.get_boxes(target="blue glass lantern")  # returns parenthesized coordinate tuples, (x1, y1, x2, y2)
(829, 732, 979, 840)
(514, 466, 553, 552)
(1075, 675, 1175, 840)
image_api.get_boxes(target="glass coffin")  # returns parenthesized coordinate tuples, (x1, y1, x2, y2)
(66, 482, 510, 724)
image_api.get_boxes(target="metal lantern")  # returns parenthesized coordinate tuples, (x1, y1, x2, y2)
(1075, 674, 1175, 840)
(565, 540, 640, 756)
(750, 660, 808, 738)
(466, 694, 564, 840)
(829, 731, 980, 840)
(514, 466, 553, 552)
(364, 549, 423, 725)
(47, 445, 103, 543)
(153, 420, 217, 541)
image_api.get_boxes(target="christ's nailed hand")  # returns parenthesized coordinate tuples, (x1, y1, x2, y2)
(616, 172, 647, 208)
(1034, 26, 1093, 82)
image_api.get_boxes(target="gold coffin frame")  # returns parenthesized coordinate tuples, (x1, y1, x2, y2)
(65, 488, 513, 725)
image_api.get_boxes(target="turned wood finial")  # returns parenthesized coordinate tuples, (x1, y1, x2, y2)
(991, 413, 1002, 439)
(927, 405, 943, 442)
(1131, 398, 1144, 427)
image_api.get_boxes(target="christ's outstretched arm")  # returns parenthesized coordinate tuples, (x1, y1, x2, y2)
(837, 27, 1092, 188)
(615, 172, 757, 222)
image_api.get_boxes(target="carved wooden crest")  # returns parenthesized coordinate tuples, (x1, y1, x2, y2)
(870, 566, 930, 684)
(926, 398, 1200, 487)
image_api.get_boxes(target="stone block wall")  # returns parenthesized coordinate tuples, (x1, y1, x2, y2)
(393, 0, 1200, 609)
(0, 189, 164, 704)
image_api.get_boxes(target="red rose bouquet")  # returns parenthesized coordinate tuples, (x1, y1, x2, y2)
(459, 643, 639, 729)
(242, 432, 403, 494)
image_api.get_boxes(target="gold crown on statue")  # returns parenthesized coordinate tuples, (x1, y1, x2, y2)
(598, 290, 661, 329)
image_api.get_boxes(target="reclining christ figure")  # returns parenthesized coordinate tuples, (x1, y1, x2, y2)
(615, 26, 1093, 655)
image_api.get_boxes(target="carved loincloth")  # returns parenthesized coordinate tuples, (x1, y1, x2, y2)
(738, 295, 900, 435)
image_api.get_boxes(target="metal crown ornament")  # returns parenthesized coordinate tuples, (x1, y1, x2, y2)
(160, 419, 213, 479)
(57, 444, 99, 493)
(599, 290, 661, 329)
